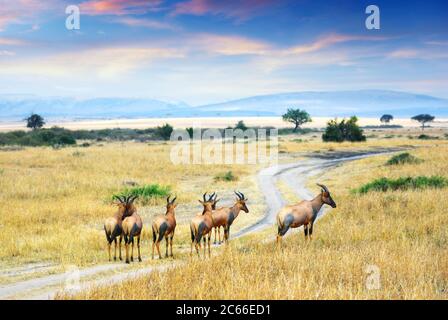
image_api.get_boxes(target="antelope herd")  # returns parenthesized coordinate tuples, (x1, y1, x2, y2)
(104, 184, 335, 263)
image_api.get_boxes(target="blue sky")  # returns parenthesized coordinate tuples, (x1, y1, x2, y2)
(0, 0, 447, 105)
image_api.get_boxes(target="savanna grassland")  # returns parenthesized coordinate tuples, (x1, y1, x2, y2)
(63, 136, 448, 299)
(0, 141, 263, 275)
(1, 126, 448, 299)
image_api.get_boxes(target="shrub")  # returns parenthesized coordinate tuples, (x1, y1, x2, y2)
(234, 120, 248, 131)
(322, 116, 366, 142)
(354, 176, 448, 194)
(155, 123, 174, 141)
(214, 171, 238, 182)
(418, 134, 439, 140)
(0, 128, 77, 146)
(114, 184, 171, 205)
(386, 153, 422, 166)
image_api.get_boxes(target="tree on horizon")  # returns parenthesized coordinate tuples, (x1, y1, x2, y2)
(411, 114, 435, 130)
(25, 113, 45, 130)
(282, 108, 312, 132)
(380, 114, 394, 124)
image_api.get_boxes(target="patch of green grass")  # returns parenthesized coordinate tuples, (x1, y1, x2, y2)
(418, 134, 439, 140)
(386, 152, 423, 166)
(354, 176, 448, 194)
(114, 184, 171, 205)
(214, 171, 238, 182)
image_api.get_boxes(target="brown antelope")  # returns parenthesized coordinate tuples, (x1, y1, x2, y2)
(190, 192, 215, 258)
(121, 195, 143, 263)
(103, 195, 134, 261)
(211, 191, 249, 244)
(276, 183, 336, 245)
(152, 196, 177, 259)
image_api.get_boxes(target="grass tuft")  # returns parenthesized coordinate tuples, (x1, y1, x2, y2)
(114, 184, 171, 205)
(386, 152, 422, 166)
(354, 176, 448, 194)
(214, 171, 238, 182)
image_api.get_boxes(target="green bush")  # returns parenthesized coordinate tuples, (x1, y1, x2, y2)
(155, 123, 174, 141)
(354, 176, 448, 194)
(386, 152, 422, 166)
(114, 184, 171, 205)
(0, 128, 77, 146)
(322, 116, 366, 142)
(418, 134, 439, 140)
(214, 171, 238, 182)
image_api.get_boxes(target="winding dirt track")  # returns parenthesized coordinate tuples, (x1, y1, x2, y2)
(0, 149, 402, 300)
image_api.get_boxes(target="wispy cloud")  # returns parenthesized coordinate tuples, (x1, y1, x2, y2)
(171, 0, 277, 21)
(0, 0, 54, 30)
(79, 0, 163, 16)
(191, 34, 271, 55)
(0, 46, 184, 78)
(114, 17, 177, 30)
(0, 37, 27, 45)
(285, 34, 388, 55)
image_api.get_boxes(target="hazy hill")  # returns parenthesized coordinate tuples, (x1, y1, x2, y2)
(1, 90, 447, 120)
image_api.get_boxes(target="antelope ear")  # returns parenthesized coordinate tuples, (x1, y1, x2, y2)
(198, 200, 204, 204)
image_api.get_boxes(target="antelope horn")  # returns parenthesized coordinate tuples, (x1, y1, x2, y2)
(234, 191, 242, 200)
(170, 196, 177, 204)
(208, 192, 216, 201)
(167, 195, 171, 204)
(129, 195, 139, 203)
(317, 183, 329, 193)
(203, 192, 207, 202)
(113, 195, 123, 203)
(239, 191, 245, 199)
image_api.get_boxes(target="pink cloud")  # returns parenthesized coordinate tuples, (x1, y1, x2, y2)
(79, 0, 163, 16)
(0, 0, 53, 30)
(171, 0, 277, 21)
(286, 34, 388, 55)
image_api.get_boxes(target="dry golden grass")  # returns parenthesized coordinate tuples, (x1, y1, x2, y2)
(63, 141, 448, 299)
(0, 141, 261, 271)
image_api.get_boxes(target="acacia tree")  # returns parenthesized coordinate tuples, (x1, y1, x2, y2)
(411, 114, 435, 130)
(25, 113, 45, 130)
(380, 114, 394, 124)
(282, 108, 312, 132)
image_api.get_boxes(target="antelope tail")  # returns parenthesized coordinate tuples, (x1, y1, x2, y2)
(104, 225, 112, 244)
(152, 224, 158, 243)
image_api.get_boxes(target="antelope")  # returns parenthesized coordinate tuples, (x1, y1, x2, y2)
(276, 183, 336, 245)
(190, 192, 215, 258)
(211, 191, 249, 244)
(152, 196, 177, 259)
(103, 195, 134, 261)
(121, 195, 143, 263)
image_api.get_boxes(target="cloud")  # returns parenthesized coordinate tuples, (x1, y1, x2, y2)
(285, 34, 388, 55)
(0, 0, 55, 30)
(387, 48, 448, 60)
(79, 0, 163, 16)
(171, 0, 277, 21)
(191, 34, 271, 55)
(0, 46, 184, 78)
(0, 37, 26, 45)
(114, 17, 177, 30)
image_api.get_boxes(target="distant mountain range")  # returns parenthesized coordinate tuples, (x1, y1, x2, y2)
(1, 90, 447, 121)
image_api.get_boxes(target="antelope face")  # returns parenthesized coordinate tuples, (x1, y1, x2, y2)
(199, 200, 214, 213)
(322, 191, 336, 208)
(238, 200, 249, 213)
